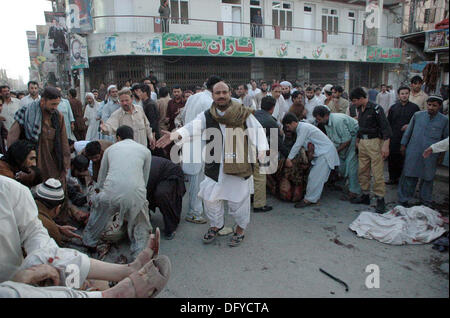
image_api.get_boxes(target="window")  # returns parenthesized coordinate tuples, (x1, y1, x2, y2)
(424, 8, 436, 24)
(250, 0, 261, 5)
(170, 0, 189, 24)
(272, 1, 293, 31)
(304, 6, 312, 13)
(222, 0, 241, 4)
(321, 8, 338, 35)
(348, 11, 356, 45)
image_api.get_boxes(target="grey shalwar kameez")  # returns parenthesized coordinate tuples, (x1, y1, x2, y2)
(83, 139, 152, 256)
(398, 110, 449, 204)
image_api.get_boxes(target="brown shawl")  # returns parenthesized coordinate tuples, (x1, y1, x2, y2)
(210, 100, 254, 178)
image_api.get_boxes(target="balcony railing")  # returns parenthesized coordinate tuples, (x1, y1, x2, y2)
(92, 14, 397, 47)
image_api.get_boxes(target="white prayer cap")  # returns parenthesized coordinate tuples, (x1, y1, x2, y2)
(107, 85, 117, 93)
(280, 81, 292, 88)
(36, 178, 65, 202)
(322, 84, 333, 93)
(85, 92, 95, 99)
(427, 95, 444, 104)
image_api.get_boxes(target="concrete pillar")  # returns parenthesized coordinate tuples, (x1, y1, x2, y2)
(79, 69, 86, 106)
(251, 59, 264, 81)
(345, 62, 350, 92)
(304, 61, 310, 84)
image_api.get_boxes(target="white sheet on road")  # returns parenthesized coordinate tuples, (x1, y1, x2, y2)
(349, 205, 446, 245)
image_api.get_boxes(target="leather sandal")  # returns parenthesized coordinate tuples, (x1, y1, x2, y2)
(202, 226, 223, 244)
(128, 256, 171, 298)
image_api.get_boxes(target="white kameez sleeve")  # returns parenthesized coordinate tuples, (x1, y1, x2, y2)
(97, 148, 110, 189)
(16, 184, 58, 254)
(176, 112, 206, 144)
(431, 137, 449, 153)
(288, 124, 307, 160)
(83, 106, 90, 125)
(143, 150, 152, 188)
(246, 114, 269, 151)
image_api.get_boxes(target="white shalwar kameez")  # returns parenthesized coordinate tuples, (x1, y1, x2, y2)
(84, 101, 100, 141)
(304, 96, 322, 124)
(181, 90, 213, 219)
(288, 122, 340, 203)
(0, 176, 101, 298)
(268, 94, 289, 125)
(82, 139, 152, 256)
(177, 109, 269, 230)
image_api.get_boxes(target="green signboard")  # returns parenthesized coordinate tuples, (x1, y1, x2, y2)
(366, 47, 402, 63)
(162, 33, 255, 57)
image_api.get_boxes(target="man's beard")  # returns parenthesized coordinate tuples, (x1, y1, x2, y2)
(261, 88, 267, 93)
(282, 92, 291, 99)
(45, 108, 56, 114)
(216, 99, 230, 111)
(111, 96, 119, 103)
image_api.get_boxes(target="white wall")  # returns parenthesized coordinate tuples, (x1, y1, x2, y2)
(92, 0, 400, 47)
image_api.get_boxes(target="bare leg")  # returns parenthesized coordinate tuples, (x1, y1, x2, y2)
(87, 259, 134, 282)
(235, 225, 245, 235)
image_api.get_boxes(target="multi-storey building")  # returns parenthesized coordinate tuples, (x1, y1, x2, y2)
(400, 0, 449, 90)
(66, 1, 405, 91)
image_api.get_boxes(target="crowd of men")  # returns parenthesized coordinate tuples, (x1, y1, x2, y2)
(0, 73, 448, 298)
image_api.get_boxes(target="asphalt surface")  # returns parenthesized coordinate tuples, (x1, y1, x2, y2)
(98, 176, 449, 298)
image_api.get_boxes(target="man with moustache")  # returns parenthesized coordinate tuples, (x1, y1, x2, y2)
(255, 81, 269, 110)
(98, 85, 121, 142)
(100, 89, 154, 149)
(269, 83, 288, 124)
(8, 87, 70, 188)
(304, 86, 322, 124)
(156, 81, 268, 247)
(398, 95, 448, 208)
(280, 81, 293, 109)
(20, 81, 41, 108)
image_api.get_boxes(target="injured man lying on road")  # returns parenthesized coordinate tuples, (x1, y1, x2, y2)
(0, 175, 171, 298)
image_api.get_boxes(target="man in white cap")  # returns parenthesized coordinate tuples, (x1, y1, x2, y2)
(322, 84, 334, 106)
(0, 175, 170, 298)
(398, 95, 449, 208)
(280, 81, 293, 108)
(35, 178, 80, 246)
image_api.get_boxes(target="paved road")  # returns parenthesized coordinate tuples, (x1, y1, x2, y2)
(100, 178, 449, 298)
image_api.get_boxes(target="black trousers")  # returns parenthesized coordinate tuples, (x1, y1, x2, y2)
(161, 18, 169, 33)
(149, 180, 182, 235)
(388, 151, 404, 182)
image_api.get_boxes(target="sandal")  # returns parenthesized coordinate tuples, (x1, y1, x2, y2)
(185, 215, 207, 224)
(228, 233, 245, 247)
(202, 226, 223, 244)
(128, 255, 171, 298)
(294, 200, 316, 208)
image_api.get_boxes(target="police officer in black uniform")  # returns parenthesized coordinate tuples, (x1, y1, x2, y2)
(349, 87, 392, 213)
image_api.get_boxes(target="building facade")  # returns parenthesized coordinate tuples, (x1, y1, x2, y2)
(85, 0, 404, 91)
(400, 0, 449, 92)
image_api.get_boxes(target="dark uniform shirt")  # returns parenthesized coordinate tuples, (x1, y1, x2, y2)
(387, 101, 420, 151)
(356, 101, 392, 140)
(142, 98, 161, 140)
(254, 109, 289, 158)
